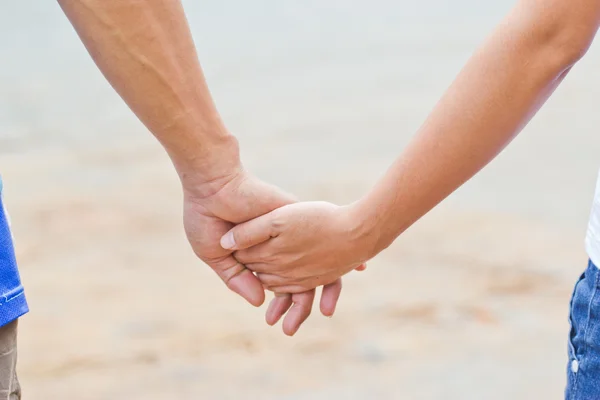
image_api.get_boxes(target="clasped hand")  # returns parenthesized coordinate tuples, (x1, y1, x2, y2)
(184, 170, 370, 336)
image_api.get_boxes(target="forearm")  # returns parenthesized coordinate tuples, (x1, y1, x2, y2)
(58, 0, 239, 192)
(355, 0, 600, 254)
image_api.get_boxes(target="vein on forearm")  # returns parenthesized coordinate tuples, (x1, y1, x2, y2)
(76, 0, 194, 133)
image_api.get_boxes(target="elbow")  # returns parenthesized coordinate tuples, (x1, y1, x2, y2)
(548, 25, 595, 69)
(497, 0, 599, 80)
(527, 8, 599, 72)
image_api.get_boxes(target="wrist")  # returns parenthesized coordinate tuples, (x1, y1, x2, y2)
(343, 201, 385, 262)
(173, 134, 243, 199)
(345, 195, 401, 260)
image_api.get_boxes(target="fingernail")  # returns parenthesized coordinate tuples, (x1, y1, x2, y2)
(220, 231, 236, 250)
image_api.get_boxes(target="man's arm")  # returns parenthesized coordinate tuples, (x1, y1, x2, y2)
(222, 0, 600, 293)
(58, 0, 237, 193)
(58, 0, 349, 334)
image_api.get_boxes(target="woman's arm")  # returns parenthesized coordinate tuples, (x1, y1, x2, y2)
(356, 0, 600, 253)
(222, 0, 600, 293)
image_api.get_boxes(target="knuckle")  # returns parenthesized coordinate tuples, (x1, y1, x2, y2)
(264, 252, 281, 265)
(233, 249, 248, 263)
(254, 247, 280, 265)
(220, 262, 246, 285)
(260, 274, 278, 286)
(269, 211, 287, 234)
(287, 251, 305, 265)
(286, 285, 305, 294)
(272, 287, 288, 295)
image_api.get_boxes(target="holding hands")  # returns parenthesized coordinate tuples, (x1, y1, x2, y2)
(222, 201, 373, 294)
(182, 169, 368, 336)
(61, 0, 600, 346)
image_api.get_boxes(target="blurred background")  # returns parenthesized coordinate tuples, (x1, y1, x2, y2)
(1, 1, 599, 399)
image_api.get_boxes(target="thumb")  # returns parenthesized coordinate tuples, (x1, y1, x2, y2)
(220, 211, 277, 250)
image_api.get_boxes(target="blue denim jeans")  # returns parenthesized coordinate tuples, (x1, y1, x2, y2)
(566, 260, 600, 399)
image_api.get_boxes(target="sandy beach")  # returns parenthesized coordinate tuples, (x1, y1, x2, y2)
(2, 1, 600, 398)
